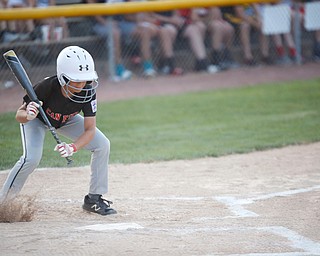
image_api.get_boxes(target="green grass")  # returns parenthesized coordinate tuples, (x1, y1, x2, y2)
(0, 78, 320, 170)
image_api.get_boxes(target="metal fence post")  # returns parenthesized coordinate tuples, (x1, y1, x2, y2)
(107, 16, 115, 80)
(293, 2, 302, 65)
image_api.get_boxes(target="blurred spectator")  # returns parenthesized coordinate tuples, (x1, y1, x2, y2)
(31, 0, 69, 42)
(86, 0, 132, 81)
(268, 0, 298, 64)
(177, 8, 218, 73)
(301, 0, 320, 62)
(313, 30, 320, 62)
(272, 34, 297, 64)
(0, 0, 7, 42)
(221, 5, 271, 66)
(95, 0, 158, 77)
(2, 0, 35, 42)
(87, 0, 158, 78)
(207, 7, 238, 70)
(118, 7, 158, 77)
(151, 10, 184, 75)
(0, 1, 18, 88)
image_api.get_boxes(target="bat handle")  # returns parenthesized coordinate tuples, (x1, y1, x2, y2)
(47, 125, 73, 166)
(66, 157, 73, 165)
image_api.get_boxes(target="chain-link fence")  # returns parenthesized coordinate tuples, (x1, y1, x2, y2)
(0, 1, 319, 88)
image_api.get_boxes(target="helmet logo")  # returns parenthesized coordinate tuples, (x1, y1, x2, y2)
(79, 65, 89, 71)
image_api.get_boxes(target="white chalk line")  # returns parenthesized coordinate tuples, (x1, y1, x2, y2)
(75, 224, 320, 255)
(153, 225, 320, 254)
(239, 185, 320, 205)
(38, 185, 320, 206)
(36, 198, 82, 204)
(38, 185, 320, 222)
(206, 253, 316, 256)
(38, 185, 320, 224)
(213, 185, 320, 219)
(143, 196, 206, 201)
(48, 185, 320, 255)
(38, 196, 206, 203)
(76, 222, 143, 231)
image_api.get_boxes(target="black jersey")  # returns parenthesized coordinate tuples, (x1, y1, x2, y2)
(23, 76, 97, 129)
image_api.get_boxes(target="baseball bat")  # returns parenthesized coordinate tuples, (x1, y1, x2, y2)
(3, 50, 73, 165)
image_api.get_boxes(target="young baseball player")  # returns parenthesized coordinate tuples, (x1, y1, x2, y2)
(0, 46, 116, 216)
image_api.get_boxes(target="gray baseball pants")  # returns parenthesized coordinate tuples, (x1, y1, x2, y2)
(0, 114, 110, 202)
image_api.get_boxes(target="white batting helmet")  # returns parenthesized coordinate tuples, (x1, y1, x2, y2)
(57, 46, 98, 103)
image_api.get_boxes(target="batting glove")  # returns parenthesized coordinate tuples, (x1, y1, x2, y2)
(54, 142, 77, 158)
(26, 101, 40, 121)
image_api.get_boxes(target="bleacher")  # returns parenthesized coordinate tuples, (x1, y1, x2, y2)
(0, 1, 317, 83)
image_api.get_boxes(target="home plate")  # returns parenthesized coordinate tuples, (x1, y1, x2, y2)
(76, 223, 144, 231)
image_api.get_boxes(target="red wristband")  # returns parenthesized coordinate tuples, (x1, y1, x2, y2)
(70, 143, 77, 153)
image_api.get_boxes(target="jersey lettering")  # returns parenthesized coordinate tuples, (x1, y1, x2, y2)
(46, 107, 79, 124)
(46, 108, 62, 121)
(62, 112, 79, 123)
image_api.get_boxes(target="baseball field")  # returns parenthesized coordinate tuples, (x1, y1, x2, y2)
(0, 63, 320, 255)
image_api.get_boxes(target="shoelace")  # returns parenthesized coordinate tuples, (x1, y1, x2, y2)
(98, 196, 113, 208)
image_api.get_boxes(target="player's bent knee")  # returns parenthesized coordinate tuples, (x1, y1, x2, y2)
(24, 154, 42, 170)
(92, 134, 110, 153)
(100, 137, 110, 153)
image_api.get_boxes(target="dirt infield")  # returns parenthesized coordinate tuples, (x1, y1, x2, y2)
(0, 63, 320, 255)
(0, 143, 320, 255)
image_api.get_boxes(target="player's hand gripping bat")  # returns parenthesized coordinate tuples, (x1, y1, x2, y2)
(3, 50, 73, 165)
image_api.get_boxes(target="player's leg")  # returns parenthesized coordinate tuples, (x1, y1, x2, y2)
(134, 21, 158, 76)
(57, 114, 110, 195)
(0, 119, 46, 202)
(158, 24, 179, 74)
(57, 114, 115, 215)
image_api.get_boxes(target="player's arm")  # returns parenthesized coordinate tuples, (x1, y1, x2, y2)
(16, 101, 40, 123)
(73, 116, 96, 151)
(16, 103, 28, 123)
(16, 78, 50, 123)
(54, 116, 96, 158)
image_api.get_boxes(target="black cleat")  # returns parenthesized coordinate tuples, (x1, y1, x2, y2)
(82, 195, 117, 215)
